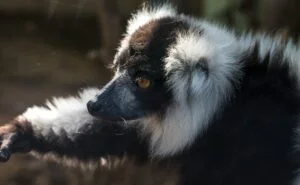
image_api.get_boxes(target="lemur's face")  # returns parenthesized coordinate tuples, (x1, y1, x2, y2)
(87, 17, 187, 121)
(87, 5, 239, 156)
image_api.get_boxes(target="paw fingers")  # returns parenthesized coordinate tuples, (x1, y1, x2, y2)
(0, 148, 11, 162)
(0, 133, 15, 162)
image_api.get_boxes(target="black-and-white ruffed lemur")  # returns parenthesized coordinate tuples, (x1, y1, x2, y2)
(1, 3, 300, 185)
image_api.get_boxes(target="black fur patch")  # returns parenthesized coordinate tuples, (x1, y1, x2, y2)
(112, 17, 189, 116)
(117, 17, 188, 72)
(174, 45, 300, 185)
(32, 120, 148, 162)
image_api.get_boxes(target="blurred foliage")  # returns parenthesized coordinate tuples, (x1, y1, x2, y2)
(204, 0, 250, 30)
(202, 0, 300, 39)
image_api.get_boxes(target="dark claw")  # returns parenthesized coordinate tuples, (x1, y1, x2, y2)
(0, 148, 11, 162)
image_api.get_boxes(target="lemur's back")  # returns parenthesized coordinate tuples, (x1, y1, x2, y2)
(180, 54, 300, 184)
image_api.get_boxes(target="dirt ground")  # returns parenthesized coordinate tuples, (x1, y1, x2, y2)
(0, 13, 177, 185)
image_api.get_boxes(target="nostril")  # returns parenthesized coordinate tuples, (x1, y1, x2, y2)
(87, 101, 99, 114)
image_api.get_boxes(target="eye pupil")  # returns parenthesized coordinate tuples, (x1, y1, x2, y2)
(136, 77, 151, 89)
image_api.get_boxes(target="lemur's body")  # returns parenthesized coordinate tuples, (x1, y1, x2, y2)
(1, 3, 300, 185)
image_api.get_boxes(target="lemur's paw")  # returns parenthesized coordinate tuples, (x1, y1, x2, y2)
(0, 148, 11, 162)
(0, 117, 32, 162)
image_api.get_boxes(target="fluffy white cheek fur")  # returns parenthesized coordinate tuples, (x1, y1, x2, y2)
(144, 28, 241, 157)
(144, 74, 227, 157)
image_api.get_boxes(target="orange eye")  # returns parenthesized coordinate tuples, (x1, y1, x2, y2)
(136, 77, 151, 89)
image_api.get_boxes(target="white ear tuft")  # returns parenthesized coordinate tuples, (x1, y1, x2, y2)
(126, 3, 177, 36)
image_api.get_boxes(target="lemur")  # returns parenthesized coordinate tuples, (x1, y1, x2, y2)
(1, 3, 300, 185)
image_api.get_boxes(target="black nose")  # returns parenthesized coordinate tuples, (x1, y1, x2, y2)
(87, 100, 100, 115)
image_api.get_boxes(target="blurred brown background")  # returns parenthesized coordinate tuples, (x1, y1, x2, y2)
(0, 0, 299, 185)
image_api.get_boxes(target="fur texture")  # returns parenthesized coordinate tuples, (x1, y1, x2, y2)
(18, 88, 147, 161)
(21, 88, 98, 139)
(2, 3, 300, 185)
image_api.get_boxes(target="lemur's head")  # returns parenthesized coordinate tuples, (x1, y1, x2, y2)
(87, 4, 241, 156)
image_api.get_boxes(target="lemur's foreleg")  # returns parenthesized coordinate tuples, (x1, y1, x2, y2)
(0, 88, 146, 162)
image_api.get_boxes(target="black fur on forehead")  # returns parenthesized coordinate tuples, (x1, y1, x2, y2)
(129, 17, 187, 52)
(117, 17, 188, 71)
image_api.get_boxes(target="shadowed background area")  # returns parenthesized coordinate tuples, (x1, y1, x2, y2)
(0, 0, 299, 184)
